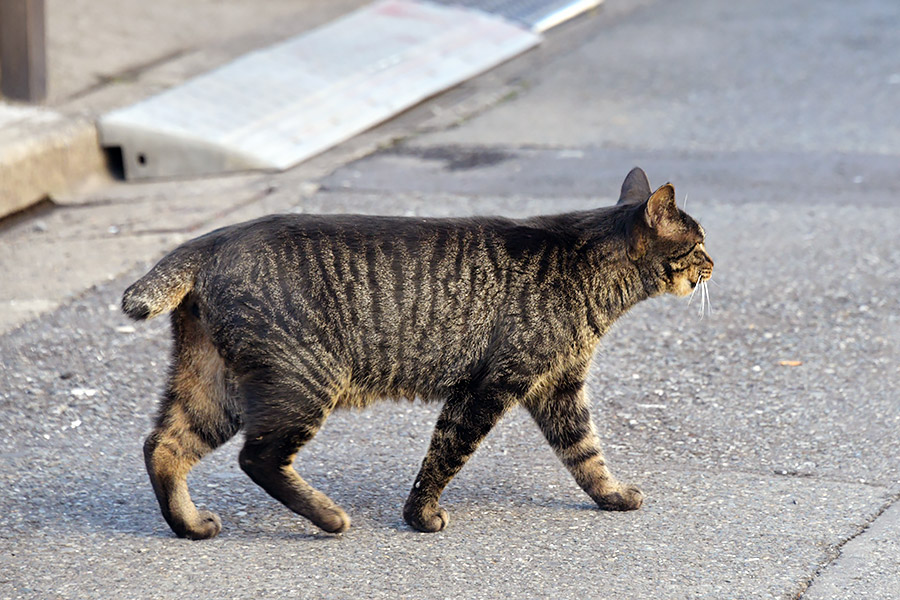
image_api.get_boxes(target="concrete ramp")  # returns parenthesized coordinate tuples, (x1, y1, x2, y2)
(98, 0, 600, 180)
(98, 0, 538, 179)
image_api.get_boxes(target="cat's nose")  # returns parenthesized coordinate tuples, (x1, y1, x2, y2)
(697, 243, 713, 270)
(700, 257, 713, 280)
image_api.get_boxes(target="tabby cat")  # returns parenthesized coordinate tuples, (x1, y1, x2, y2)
(123, 167, 713, 539)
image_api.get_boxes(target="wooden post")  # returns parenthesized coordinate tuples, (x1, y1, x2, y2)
(0, 0, 47, 102)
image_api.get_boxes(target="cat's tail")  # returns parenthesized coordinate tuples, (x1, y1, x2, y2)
(122, 233, 218, 320)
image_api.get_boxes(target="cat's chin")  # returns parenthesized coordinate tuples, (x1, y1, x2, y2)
(671, 279, 696, 297)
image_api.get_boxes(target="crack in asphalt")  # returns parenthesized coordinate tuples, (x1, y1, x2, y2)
(794, 490, 900, 600)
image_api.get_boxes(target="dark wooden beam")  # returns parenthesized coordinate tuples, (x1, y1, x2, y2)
(0, 0, 47, 102)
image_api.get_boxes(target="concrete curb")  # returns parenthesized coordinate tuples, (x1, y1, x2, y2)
(0, 107, 107, 219)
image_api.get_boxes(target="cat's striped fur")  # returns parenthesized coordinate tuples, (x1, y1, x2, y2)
(124, 168, 713, 538)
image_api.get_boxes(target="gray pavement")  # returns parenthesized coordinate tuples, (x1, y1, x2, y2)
(2, 0, 899, 598)
(47, 0, 369, 107)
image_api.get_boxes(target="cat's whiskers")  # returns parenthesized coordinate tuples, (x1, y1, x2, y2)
(689, 273, 712, 320)
(700, 280, 711, 319)
(697, 280, 705, 319)
(688, 276, 701, 307)
(700, 279, 712, 319)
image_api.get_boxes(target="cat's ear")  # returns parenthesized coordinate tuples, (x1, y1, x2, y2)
(618, 167, 652, 205)
(644, 183, 679, 233)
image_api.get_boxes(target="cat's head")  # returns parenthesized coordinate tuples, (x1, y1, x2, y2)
(617, 167, 713, 297)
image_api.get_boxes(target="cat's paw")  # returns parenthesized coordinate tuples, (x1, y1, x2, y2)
(313, 506, 351, 534)
(593, 484, 643, 511)
(403, 501, 449, 532)
(181, 510, 222, 540)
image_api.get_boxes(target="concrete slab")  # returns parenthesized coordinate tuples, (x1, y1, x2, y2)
(0, 103, 107, 219)
(803, 498, 900, 599)
(45, 0, 364, 105)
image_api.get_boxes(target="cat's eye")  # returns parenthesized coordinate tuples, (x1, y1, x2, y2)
(671, 244, 698, 261)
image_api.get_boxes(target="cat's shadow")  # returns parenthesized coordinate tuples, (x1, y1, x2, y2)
(26, 462, 587, 541)
(22, 415, 592, 541)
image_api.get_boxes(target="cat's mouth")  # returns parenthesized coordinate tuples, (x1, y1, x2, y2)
(691, 267, 713, 288)
(688, 273, 706, 290)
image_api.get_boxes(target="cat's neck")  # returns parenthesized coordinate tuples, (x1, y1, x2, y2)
(580, 258, 645, 337)
(566, 209, 657, 338)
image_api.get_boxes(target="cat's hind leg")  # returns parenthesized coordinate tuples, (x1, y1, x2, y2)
(144, 302, 243, 540)
(237, 368, 349, 534)
(525, 380, 643, 511)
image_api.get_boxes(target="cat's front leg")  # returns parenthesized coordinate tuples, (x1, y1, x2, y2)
(525, 381, 643, 511)
(404, 388, 512, 532)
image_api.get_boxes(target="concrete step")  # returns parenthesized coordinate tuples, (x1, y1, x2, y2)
(0, 103, 107, 219)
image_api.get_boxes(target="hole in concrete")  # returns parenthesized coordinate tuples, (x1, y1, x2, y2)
(137, 153, 147, 166)
(103, 147, 125, 180)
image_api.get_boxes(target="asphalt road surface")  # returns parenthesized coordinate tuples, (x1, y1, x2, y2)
(2, 0, 899, 598)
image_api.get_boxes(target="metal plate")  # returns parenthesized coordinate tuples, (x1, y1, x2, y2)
(434, 0, 603, 31)
(97, 0, 540, 180)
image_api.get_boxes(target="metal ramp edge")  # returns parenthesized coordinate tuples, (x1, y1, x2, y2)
(435, 0, 603, 32)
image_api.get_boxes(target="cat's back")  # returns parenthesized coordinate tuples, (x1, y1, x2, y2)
(198, 211, 550, 291)
(196, 213, 517, 356)
(205, 212, 498, 262)
(193, 212, 585, 390)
